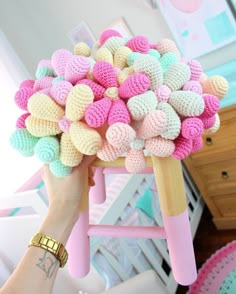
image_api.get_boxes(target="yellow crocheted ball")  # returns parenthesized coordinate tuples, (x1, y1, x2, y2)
(74, 42, 91, 57)
(26, 116, 61, 137)
(95, 47, 113, 64)
(203, 75, 229, 99)
(60, 133, 83, 167)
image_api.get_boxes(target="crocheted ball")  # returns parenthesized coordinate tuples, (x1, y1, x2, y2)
(95, 47, 113, 64)
(19, 79, 34, 89)
(69, 121, 102, 155)
(188, 60, 202, 81)
(74, 42, 91, 57)
(183, 81, 203, 95)
(20, 149, 35, 157)
(99, 29, 122, 45)
(133, 54, 163, 90)
(106, 123, 136, 148)
(125, 149, 146, 173)
(157, 102, 181, 140)
(191, 136, 203, 153)
(102, 36, 126, 54)
(33, 76, 53, 92)
(156, 38, 180, 57)
(199, 94, 220, 118)
(155, 85, 171, 102)
(52, 76, 65, 84)
(93, 61, 118, 88)
(127, 91, 158, 121)
(51, 49, 72, 76)
(203, 75, 229, 99)
(181, 118, 204, 139)
(36, 66, 54, 79)
(26, 116, 62, 137)
(14, 87, 34, 110)
(200, 115, 216, 129)
(159, 52, 178, 73)
(204, 113, 220, 135)
(76, 79, 105, 100)
(50, 81, 73, 106)
(108, 99, 131, 125)
(16, 113, 31, 129)
(37, 59, 52, 69)
(126, 36, 149, 53)
(137, 110, 167, 140)
(130, 138, 145, 150)
(127, 52, 141, 66)
(58, 116, 71, 133)
(64, 55, 90, 84)
(163, 62, 191, 91)
(66, 84, 94, 121)
(97, 140, 129, 161)
(114, 46, 132, 69)
(118, 73, 150, 99)
(145, 137, 175, 157)
(85, 97, 112, 128)
(169, 91, 205, 117)
(172, 135, 192, 160)
(34, 136, 60, 163)
(49, 159, 72, 177)
(9, 128, 39, 152)
(148, 49, 161, 60)
(118, 67, 134, 84)
(60, 133, 83, 167)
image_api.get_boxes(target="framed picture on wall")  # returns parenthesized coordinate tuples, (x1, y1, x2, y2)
(227, 0, 236, 19)
(157, 0, 236, 59)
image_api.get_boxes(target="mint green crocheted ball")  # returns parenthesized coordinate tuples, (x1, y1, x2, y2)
(52, 76, 64, 84)
(9, 128, 39, 151)
(159, 52, 178, 73)
(127, 52, 141, 66)
(49, 159, 72, 177)
(20, 149, 34, 157)
(148, 49, 161, 60)
(34, 136, 59, 163)
(36, 66, 55, 79)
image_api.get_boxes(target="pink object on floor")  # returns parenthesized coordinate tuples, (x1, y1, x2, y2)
(126, 36, 150, 53)
(89, 167, 106, 204)
(181, 117, 204, 139)
(162, 209, 197, 286)
(14, 87, 34, 110)
(16, 113, 31, 129)
(67, 210, 90, 278)
(99, 29, 122, 45)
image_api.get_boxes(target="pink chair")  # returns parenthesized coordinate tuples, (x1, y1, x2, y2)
(67, 156, 197, 286)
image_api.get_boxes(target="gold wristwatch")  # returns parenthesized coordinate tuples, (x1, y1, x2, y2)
(29, 233, 68, 267)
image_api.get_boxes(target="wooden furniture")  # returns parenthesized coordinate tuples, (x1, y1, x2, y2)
(184, 105, 236, 230)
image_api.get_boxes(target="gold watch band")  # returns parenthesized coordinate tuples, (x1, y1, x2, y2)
(28, 233, 68, 267)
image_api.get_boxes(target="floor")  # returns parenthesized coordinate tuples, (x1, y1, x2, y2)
(176, 206, 236, 294)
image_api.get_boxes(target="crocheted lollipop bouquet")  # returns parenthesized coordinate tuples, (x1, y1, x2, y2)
(10, 29, 229, 176)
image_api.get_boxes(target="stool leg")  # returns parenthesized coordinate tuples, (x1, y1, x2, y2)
(89, 167, 106, 204)
(151, 156, 197, 285)
(67, 167, 90, 278)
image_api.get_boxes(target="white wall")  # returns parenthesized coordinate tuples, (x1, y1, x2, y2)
(0, 0, 235, 77)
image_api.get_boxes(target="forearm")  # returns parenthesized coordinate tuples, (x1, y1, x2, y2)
(0, 210, 77, 294)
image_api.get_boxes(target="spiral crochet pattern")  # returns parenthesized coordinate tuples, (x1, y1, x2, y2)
(9, 28, 228, 175)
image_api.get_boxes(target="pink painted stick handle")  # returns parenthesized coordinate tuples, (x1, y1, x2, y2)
(162, 209, 197, 286)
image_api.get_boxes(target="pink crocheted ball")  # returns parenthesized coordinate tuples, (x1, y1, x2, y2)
(156, 39, 180, 57)
(145, 137, 175, 157)
(51, 49, 72, 76)
(181, 118, 204, 139)
(118, 73, 150, 99)
(183, 81, 203, 95)
(58, 116, 71, 133)
(191, 136, 203, 153)
(188, 60, 202, 81)
(85, 97, 112, 128)
(33, 76, 54, 92)
(125, 149, 146, 173)
(126, 36, 150, 53)
(37, 59, 52, 70)
(19, 79, 34, 89)
(14, 87, 34, 110)
(155, 85, 171, 102)
(50, 81, 73, 106)
(200, 115, 216, 129)
(64, 55, 90, 84)
(76, 79, 105, 100)
(99, 29, 122, 45)
(172, 135, 193, 160)
(200, 94, 220, 118)
(108, 99, 131, 125)
(93, 61, 118, 88)
(106, 123, 136, 148)
(16, 113, 31, 129)
(97, 140, 129, 161)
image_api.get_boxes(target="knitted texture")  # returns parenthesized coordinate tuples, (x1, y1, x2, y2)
(156, 38, 180, 57)
(37, 59, 52, 70)
(133, 55, 163, 90)
(69, 121, 102, 155)
(155, 85, 171, 102)
(20, 79, 34, 89)
(64, 55, 90, 84)
(183, 80, 203, 95)
(50, 81, 73, 106)
(34, 136, 60, 163)
(26, 116, 62, 137)
(16, 113, 31, 129)
(14, 87, 34, 110)
(102, 36, 126, 54)
(51, 49, 72, 76)
(203, 75, 229, 99)
(36, 66, 54, 79)
(169, 91, 204, 117)
(181, 118, 204, 139)
(188, 60, 202, 81)
(127, 91, 158, 121)
(191, 136, 203, 153)
(60, 133, 83, 167)
(95, 47, 113, 64)
(145, 137, 175, 157)
(163, 62, 191, 91)
(172, 135, 193, 160)
(108, 99, 131, 125)
(137, 110, 167, 139)
(199, 94, 220, 118)
(106, 123, 136, 148)
(74, 42, 91, 57)
(148, 49, 161, 60)
(118, 67, 134, 84)
(125, 149, 146, 173)
(157, 102, 181, 140)
(76, 79, 105, 100)
(9, 128, 39, 154)
(159, 52, 178, 73)
(200, 115, 216, 129)
(97, 140, 129, 161)
(93, 61, 118, 88)
(49, 159, 72, 177)
(114, 46, 132, 69)
(58, 116, 71, 133)
(33, 76, 53, 92)
(204, 113, 220, 135)
(126, 36, 149, 53)
(99, 29, 122, 45)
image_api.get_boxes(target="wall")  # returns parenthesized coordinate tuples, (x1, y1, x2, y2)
(0, 0, 235, 77)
